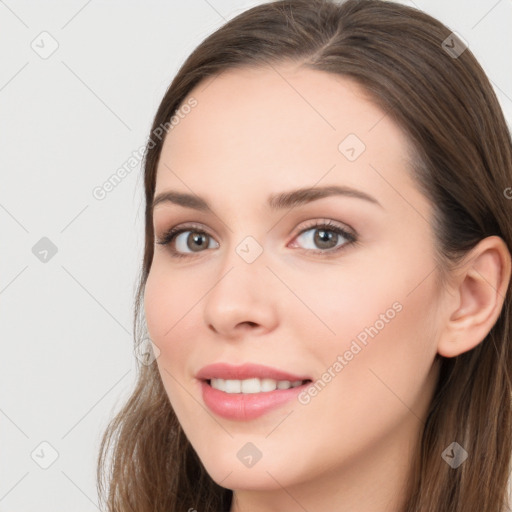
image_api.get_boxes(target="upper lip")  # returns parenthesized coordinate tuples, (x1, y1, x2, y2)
(196, 362, 311, 382)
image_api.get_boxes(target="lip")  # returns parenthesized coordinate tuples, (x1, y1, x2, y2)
(196, 363, 312, 421)
(196, 362, 311, 382)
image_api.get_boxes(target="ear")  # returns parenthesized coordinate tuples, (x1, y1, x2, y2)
(437, 235, 511, 358)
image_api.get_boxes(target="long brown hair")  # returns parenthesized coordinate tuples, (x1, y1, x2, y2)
(96, 1, 512, 510)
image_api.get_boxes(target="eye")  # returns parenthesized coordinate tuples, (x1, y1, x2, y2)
(155, 223, 219, 259)
(290, 219, 356, 256)
(155, 219, 357, 259)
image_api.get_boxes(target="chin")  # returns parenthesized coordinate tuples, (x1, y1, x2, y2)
(196, 448, 303, 491)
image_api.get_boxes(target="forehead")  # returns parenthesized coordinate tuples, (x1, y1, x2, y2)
(155, 64, 420, 214)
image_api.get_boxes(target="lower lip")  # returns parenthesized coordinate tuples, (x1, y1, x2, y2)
(200, 380, 310, 420)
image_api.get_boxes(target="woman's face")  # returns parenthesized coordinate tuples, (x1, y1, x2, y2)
(144, 64, 444, 501)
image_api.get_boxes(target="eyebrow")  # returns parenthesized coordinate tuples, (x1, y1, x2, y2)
(152, 185, 383, 212)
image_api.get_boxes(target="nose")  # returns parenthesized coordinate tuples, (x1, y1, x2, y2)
(202, 245, 280, 339)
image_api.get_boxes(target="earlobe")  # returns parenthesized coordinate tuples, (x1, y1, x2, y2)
(437, 236, 511, 358)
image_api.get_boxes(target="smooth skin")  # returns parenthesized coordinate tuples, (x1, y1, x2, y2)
(143, 63, 511, 512)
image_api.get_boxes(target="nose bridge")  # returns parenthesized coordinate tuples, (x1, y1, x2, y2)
(202, 230, 279, 335)
(210, 232, 268, 303)
(216, 212, 269, 275)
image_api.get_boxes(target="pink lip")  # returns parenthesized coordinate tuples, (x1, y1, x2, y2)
(196, 363, 312, 421)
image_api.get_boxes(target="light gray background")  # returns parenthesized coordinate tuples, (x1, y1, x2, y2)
(0, 0, 510, 510)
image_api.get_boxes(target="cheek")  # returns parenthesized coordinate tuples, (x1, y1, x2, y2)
(310, 265, 439, 428)
(322, 231, 441, 368)
(302, 241, 441, 415)
(143, 256, 223, 409)
(143, 263, 196, 363)
(283, 282, 439, 488)
(143, 267, 200, 417)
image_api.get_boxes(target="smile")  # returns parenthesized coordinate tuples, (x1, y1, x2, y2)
(209, 377, 307, 393)
(196, 362, 313, 420)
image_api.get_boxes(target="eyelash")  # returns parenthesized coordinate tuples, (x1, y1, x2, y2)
(155, 219, 358, 259)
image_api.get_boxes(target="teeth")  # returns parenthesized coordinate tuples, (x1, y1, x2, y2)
(210, 378, 304, 394)
(224, 379, 241, 393)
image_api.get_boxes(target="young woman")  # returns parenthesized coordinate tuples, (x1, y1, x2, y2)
(97, 1, 512, 510)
